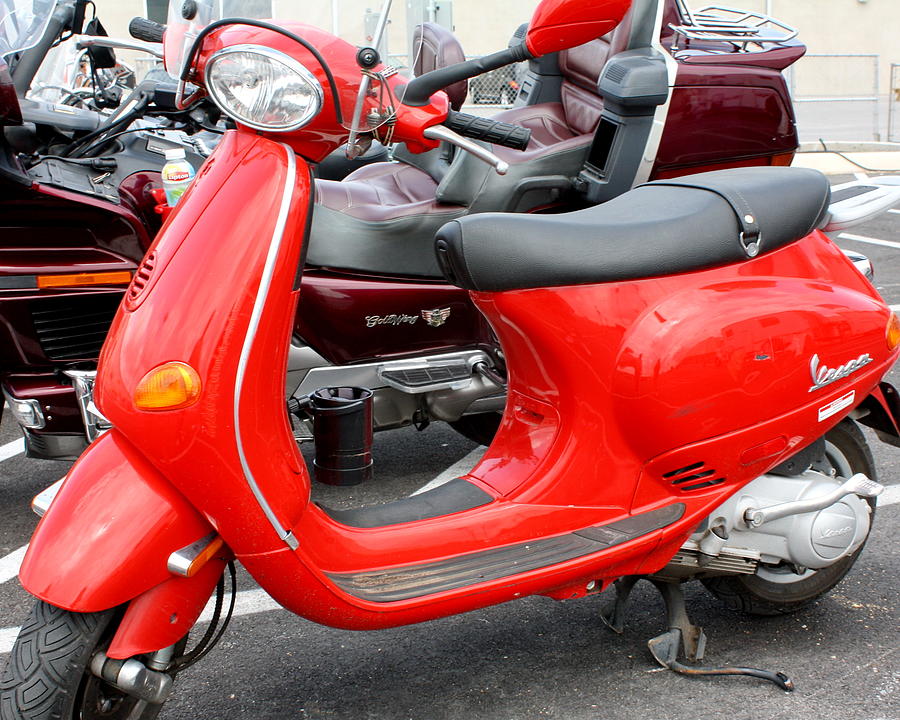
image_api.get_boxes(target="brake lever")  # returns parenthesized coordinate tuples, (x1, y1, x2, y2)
(423, 125, 509, 175)
(74, 35, 164, 59)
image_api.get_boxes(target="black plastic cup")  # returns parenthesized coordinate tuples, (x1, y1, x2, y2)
(309, 387, 374, 486)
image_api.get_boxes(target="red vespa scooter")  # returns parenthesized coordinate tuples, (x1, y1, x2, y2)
(3, 0, 900, 716)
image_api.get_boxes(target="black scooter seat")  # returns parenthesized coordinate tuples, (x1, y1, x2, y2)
(434, 167, 831, 292)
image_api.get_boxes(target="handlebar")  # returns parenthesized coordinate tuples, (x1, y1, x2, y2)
(443, 110, 531, 152)
(129, 17, 166, 44)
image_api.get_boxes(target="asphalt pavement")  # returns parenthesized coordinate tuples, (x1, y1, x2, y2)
(1, 175, 899, 720)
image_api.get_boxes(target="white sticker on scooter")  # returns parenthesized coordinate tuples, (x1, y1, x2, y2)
(818, 390, 855, 422)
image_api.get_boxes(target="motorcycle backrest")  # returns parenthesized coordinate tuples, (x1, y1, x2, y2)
(412, 23, 468, 111)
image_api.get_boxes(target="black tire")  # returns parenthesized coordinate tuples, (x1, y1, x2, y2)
(449, 412, 502, 446)
(702, 419, 876, 617)
(0, 601, 166, 720)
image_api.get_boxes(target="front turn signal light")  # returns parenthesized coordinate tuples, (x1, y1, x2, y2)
(134, 362, 201, 411)
(888, 313, 900, 352)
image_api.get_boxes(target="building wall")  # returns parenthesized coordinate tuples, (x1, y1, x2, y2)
(733, 0, 900, 96)
(94, 0, 900, 95)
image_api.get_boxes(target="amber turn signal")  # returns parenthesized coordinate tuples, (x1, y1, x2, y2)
(134, 362, 201, 411)
(37, 271, 133, 289)
(888, 313, 900, 351)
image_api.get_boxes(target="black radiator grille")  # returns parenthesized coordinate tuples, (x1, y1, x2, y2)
(31, 292, 123, 361)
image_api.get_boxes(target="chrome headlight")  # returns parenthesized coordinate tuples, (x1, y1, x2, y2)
(204, 45, 324, 131)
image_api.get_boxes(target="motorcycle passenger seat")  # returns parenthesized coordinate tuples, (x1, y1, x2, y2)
(306, 14, 636, 278)
(434, 167, 832, 292)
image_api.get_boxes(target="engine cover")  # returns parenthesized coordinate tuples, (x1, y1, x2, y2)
(695, 471, 874, 570)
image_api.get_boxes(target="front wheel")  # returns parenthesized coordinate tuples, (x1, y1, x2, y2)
(0, 601, 169, 720)
(702, 419, 877, 616)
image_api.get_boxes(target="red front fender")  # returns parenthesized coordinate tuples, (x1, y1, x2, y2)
(21, 430, 214, 613)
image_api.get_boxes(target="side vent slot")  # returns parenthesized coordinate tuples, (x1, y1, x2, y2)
(663, 462, 727, 492)
(127, 250, 157, 307)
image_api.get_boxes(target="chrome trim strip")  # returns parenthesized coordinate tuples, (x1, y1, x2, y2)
(64, 369, 111, 442)
(0, 275, 37, 290)
(2, 388, 46, 430)
(291, 350, 491, 399)
(167, 531, 219, 576)
(632, 0, 679, 187)
(234, 143, 300, 550)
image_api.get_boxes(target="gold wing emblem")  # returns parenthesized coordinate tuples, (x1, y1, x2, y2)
(421, 307, 452, 327)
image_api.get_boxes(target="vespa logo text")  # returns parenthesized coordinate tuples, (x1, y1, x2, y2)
(819, 526, 852, 540)
(366, 314, 419, 328)
(808, 353, 873, 392)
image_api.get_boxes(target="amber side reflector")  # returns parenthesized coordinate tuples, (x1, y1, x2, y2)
(887, 313, 900, 351)
(37, 271, 133, 289)
(134, 362, 201, 411)
(769, 152, 795, 167)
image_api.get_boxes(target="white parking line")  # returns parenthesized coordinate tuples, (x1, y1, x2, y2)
(0, 438, 24, 463)
(411, 445, 487, 496)
(838, 233, 900, 251)
(0, 545, 27, 585)
(197, 587, 280, 624)
(0, 626, 19, 655)
(888, 209, 900, 215)
(877, 484, 900, 508)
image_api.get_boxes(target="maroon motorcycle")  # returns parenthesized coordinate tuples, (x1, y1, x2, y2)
(2, 0, 811, 459)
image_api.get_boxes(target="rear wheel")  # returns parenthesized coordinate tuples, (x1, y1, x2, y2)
(0, 601, 170, 720)
(702, 419, 876, 616)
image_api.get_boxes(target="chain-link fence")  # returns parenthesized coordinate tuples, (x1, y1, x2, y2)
(464, 60, 528, 108)
(381, 54, 527, 110)
(787, 53, 882, 142)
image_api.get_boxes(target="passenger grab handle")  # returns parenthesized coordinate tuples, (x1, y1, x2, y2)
(424, 125, 510, 175)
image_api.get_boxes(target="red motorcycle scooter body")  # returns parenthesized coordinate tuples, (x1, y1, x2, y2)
(24, 137, 897, 655)
(17, 1, 899, 659)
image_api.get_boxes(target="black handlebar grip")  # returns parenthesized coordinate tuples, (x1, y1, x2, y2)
(129, 17, 165, 43)
(443, 110, 532, 152)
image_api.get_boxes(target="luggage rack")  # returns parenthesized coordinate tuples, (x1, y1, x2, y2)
(670, 3, 798, 52)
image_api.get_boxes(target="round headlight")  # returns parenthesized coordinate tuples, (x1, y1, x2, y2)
(204, 45, 324, 132)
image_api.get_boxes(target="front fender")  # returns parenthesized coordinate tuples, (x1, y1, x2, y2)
(20, 430, 214, 613)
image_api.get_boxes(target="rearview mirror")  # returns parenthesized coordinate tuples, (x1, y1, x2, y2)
(525, 0, 632, 57)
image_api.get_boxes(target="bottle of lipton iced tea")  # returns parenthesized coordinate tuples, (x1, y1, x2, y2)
(161, 148, 195, 206)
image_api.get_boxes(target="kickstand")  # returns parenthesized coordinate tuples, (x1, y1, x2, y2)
(647, 580, 793, 691)
(600, 576, 640, 634)
(602, 577, 794, 692)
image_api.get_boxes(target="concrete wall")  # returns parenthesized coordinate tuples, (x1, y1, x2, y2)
(93, 0, 900, 95)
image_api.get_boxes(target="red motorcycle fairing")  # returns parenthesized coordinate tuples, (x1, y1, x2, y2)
(18, 430, 214, 613)
(97, 131, 314, 554)
(98, 146, 896, 642)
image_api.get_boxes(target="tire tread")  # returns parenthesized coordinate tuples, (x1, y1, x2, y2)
(0, 602, 110, 720)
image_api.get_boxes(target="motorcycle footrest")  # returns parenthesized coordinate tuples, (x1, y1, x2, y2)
(379, 362, 473, 393)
